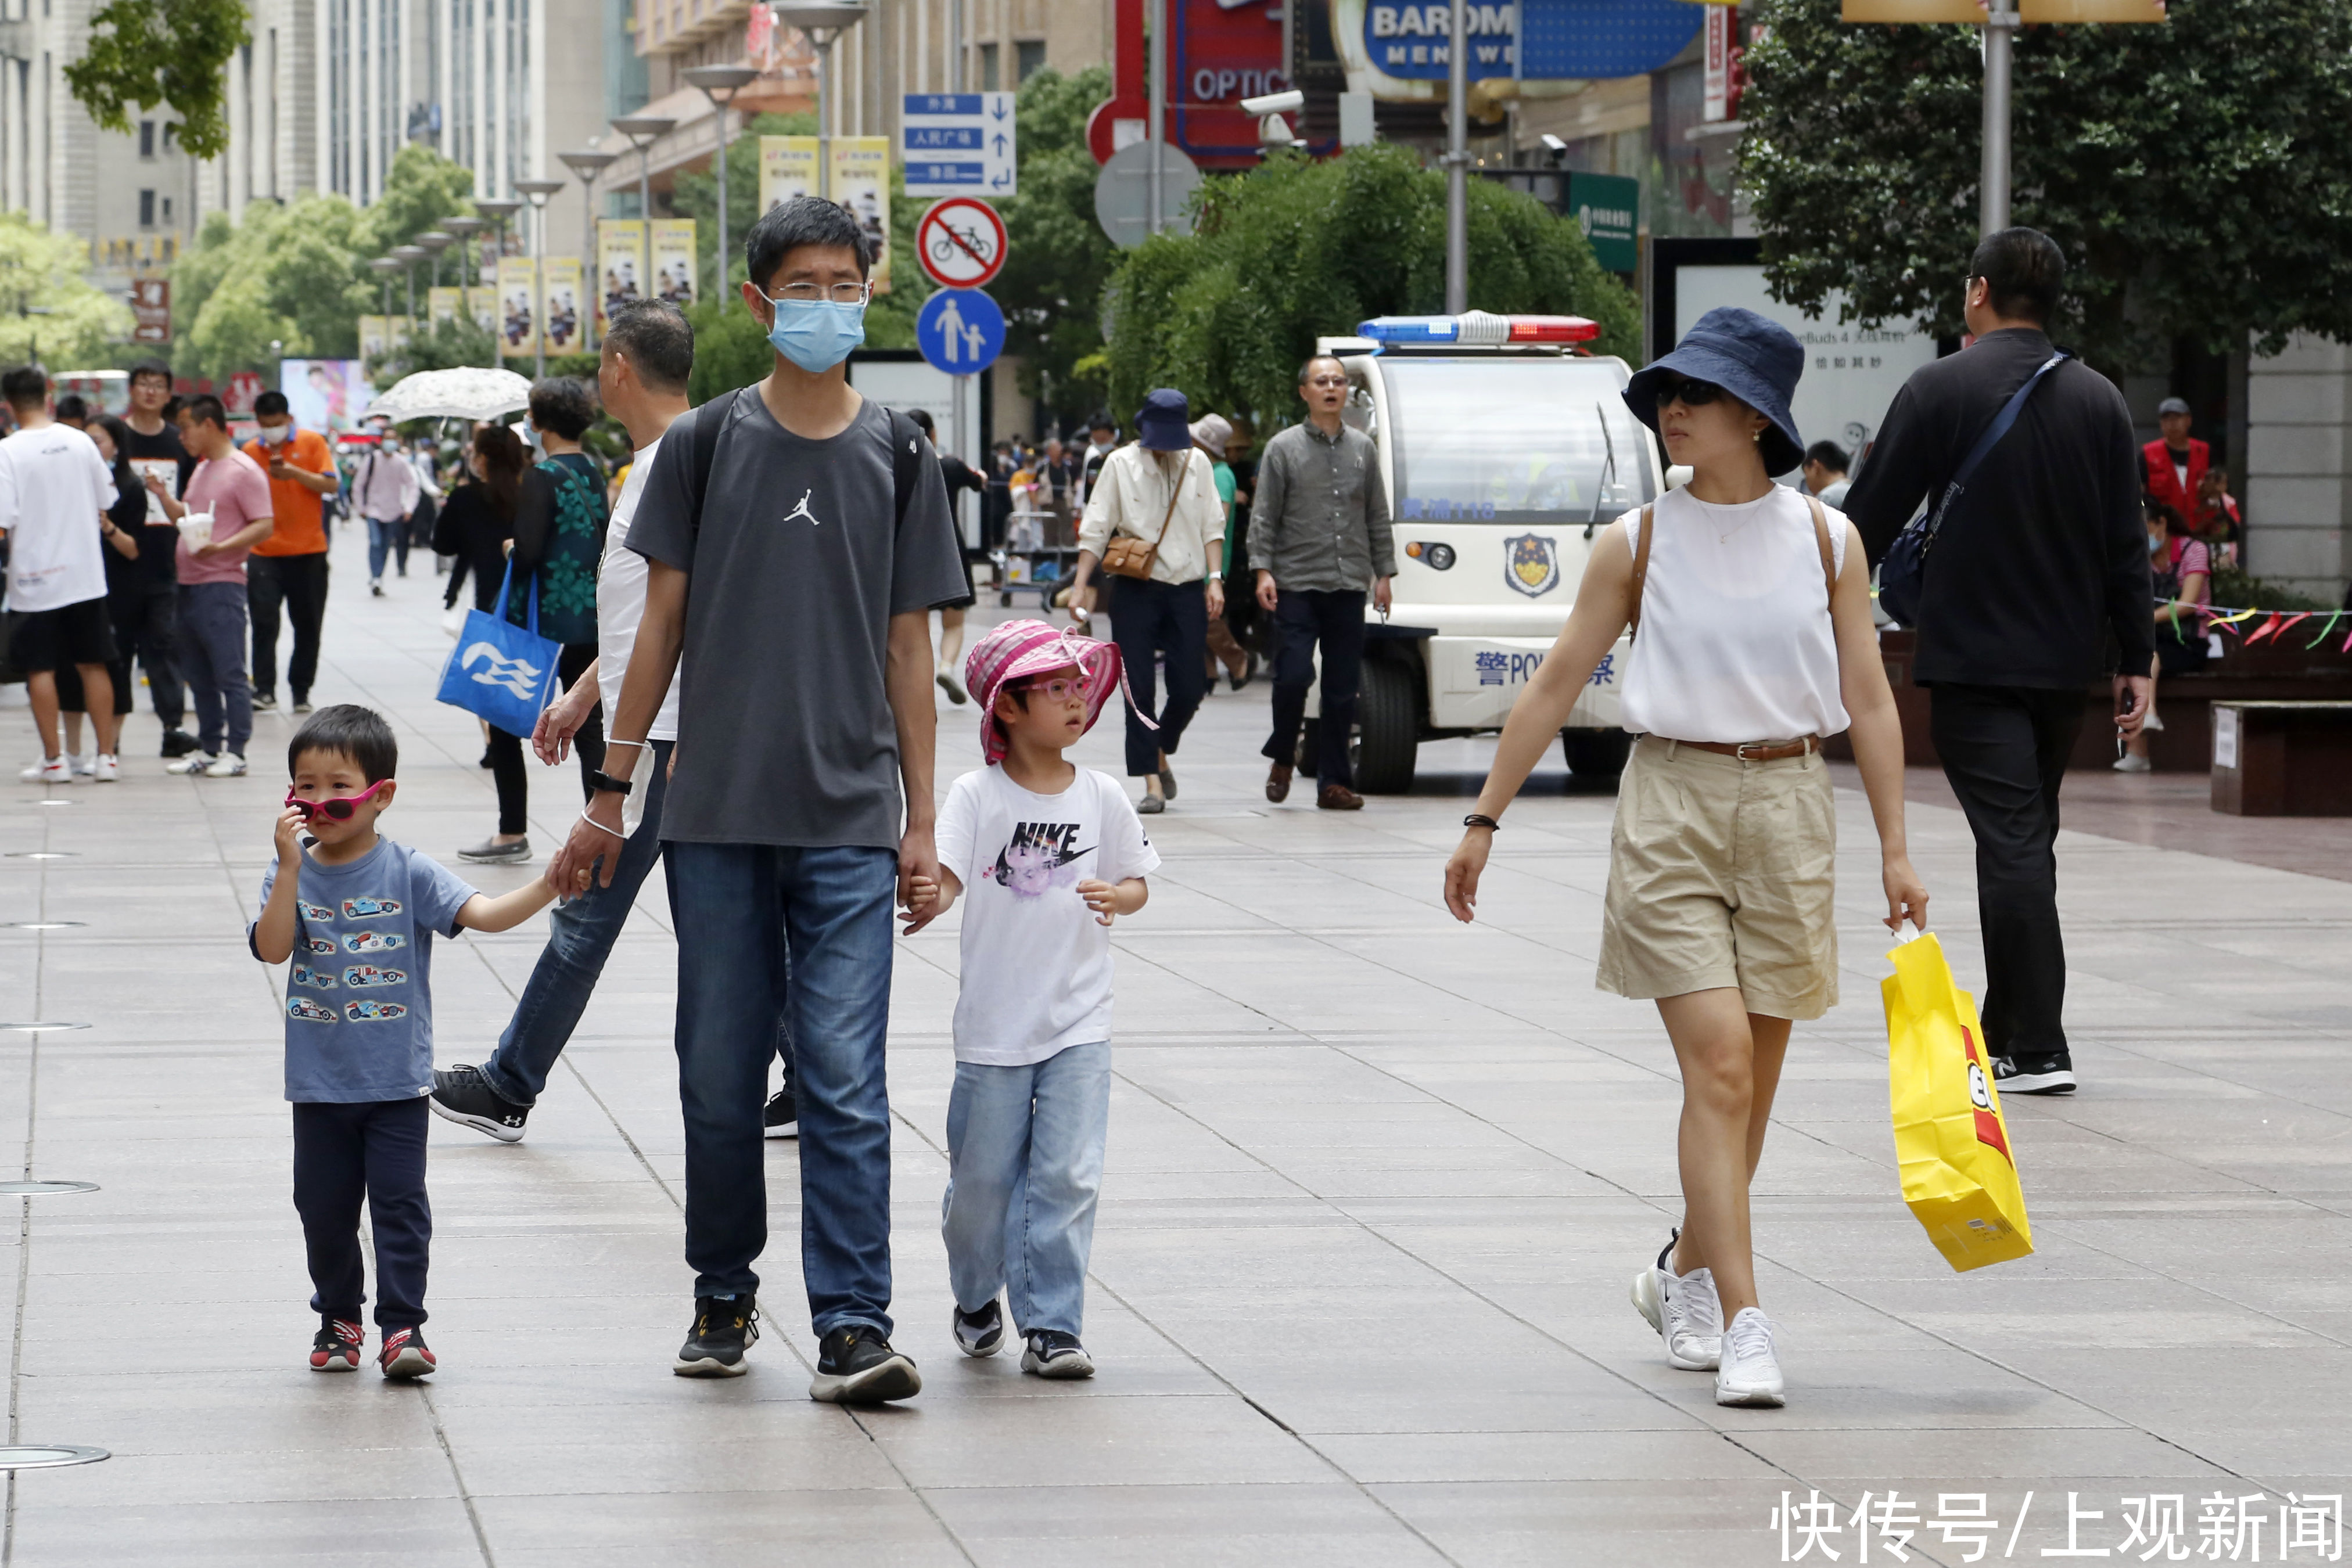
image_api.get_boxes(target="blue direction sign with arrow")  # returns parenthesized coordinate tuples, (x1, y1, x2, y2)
(917, 287, 1006, 376)
(903, 93, 1018, 197)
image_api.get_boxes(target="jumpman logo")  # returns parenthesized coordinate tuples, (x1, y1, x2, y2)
(783, 490, 821, 527)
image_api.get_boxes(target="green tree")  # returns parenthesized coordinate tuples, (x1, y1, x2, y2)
(1739, 0, 2352, 372)
(990, 66, 1119, 426)
(63, 0, 249, 160)
(1104, 144, 1641, 431)
(361, 143, 480, 256)
(0, 212, 137, 365)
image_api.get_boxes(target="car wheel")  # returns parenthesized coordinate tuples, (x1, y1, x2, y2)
(1354, 658, 1419, 794)
(1561, 728, 1632, 781)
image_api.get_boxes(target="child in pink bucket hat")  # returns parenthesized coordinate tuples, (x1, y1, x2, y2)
(902, 617, 1158, 1379)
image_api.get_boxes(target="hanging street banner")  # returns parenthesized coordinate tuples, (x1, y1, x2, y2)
(428, 286, 462, 327)
(902, 93, 1019, 197)
(1843, 0, 2163, 17)
(830, 136, 893, 293)
(541, 257, 585, 358)
(916, 197, 1008, 291)
(651, 218, 698, 307)
(598, 218, 647, 330)
(129, 277, 170, 344)
(497, 257, 536, 361)
(759, 136, 820, 213)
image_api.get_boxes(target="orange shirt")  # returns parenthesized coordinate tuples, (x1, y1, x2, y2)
(244, 429, 336, 556)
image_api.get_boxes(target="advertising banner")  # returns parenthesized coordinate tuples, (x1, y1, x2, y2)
(1169, 0, 1290, 163)
(598, 218, 646, 330)
(428, 286, 462, 327)
(828, 137, 892, 293)
(281, 359, 374, 433)
(357, 315, 392, 365)
(497, 257, 537, 360)
(130, 277, 170, 344)
(541, 257, 584, 358)
(651, 219, 698, 307)
(759, 136, 820, 213)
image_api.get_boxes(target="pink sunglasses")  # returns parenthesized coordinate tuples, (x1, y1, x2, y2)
(285, 781, 388, 821)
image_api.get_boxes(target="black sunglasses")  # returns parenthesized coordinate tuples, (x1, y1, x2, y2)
(1653, 377, 1730, 411)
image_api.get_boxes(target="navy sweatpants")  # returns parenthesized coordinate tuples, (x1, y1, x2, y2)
(292, 1097, 432, 1329)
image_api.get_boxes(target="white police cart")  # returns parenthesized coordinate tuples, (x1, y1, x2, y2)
(1309, 311, 1664, 791)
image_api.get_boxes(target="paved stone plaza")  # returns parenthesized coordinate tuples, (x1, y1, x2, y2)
(1, 530, 2347, 1565)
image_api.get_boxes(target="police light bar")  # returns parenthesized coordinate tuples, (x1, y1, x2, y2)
(1355, 310, 1602, 347)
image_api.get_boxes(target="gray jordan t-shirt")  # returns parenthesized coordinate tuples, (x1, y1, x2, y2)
(627, 390, 965, 848)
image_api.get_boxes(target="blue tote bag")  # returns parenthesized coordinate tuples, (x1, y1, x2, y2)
(435, 563, 562, 735)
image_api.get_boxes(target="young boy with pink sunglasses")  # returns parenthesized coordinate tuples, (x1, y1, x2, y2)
(250, 704, 568, 1378)
(903, 620, 1158, 1377)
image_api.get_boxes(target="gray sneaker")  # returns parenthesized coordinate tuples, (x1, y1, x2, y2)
(458, 837, 530, 864)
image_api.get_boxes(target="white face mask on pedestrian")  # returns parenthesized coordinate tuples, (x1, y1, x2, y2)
(258, 421, 293, 445)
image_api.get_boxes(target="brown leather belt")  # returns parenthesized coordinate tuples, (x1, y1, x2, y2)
(1667, 735, 1823, 763)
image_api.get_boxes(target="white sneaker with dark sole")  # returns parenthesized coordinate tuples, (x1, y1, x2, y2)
(953, 1298, 1005, 1358)
(1715, 1308, 1784, 1407)
(1630, 1231, 1721, 1371)
(1021, 1330, 1094, 1379)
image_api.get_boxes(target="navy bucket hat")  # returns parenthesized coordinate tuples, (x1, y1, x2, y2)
(1136, 388, 1192, 451)
(1623, 307, 1807, 476)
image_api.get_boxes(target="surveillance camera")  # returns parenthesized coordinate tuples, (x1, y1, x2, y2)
(1259, 113, 1299, 148)
(1240, 88, 1305, 118)
(1540, 133, 1567, 153)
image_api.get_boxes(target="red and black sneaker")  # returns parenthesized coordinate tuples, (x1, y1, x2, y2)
(310, 1315, 364, 1372)
(379, 1326, 437, 1379)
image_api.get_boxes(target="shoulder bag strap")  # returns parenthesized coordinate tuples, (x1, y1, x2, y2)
(1807, 493, 1837, 611)
(888, 407, 922, 531)
(1130, 454, 1186, 574)
(688, 388, 739, 537)
(1627, 504, 1655, 640)
(1920, 350, 2067, 549)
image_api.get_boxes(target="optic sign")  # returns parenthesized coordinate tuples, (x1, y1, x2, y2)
(917, 198, 1008, 290)
(1169, 0, 1291, 165)
(1344, 0, 1703, 88)
(902, 93, 1018, 198)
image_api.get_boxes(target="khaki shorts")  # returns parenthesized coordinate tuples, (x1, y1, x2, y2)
(1595, 735, 1840, 1020)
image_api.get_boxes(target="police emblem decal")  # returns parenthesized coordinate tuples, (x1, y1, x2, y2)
(1504, 534, 1560, 597)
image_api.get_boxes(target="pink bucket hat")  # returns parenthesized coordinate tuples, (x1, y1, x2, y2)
(965, 618, 1143, 766)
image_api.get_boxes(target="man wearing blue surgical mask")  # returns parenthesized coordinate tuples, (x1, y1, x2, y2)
(546, 196, 967, 1404)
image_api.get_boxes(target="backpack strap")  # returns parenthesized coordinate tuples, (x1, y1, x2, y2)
(687, 387, 741, 537)
(1807, 492, 1837, 612)
(888, 406, 921, 530)
(1626, 504, 1655, 640)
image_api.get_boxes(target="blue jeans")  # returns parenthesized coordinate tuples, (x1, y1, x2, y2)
(366, 516, 409, 580)
(940, 1041, 1111, 1337)
(175, 581, 251, 757)
(666, 840, 897, 1335)
(479, 742, 795, 1105)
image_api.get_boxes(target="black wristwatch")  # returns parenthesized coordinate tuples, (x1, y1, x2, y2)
(586, 768, 633, 797)
(1463, 813, 1500, 832)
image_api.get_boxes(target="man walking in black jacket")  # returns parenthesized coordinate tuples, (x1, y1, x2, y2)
(1847, 228, 2154, 1096)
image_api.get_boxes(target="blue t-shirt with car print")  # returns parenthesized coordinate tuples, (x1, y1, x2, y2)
(253, 837, 476, 1103)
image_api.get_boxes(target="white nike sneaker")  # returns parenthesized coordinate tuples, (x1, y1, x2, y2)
(20, 756, 70, 784)
(92, 754, 119, 783)
(1715, 1307, 1785, 1408)
(1629, 1232, 1723, 1371)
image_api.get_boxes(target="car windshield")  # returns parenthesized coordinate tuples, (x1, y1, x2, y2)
(1380, 358, 1653, 525)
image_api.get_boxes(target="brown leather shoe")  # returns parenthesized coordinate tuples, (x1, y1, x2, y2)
(1317, 783, 1364, 811)
(1265, 762, 1294, 804)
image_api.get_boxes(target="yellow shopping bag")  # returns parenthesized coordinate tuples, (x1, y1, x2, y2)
(1881, 930, 2034, 1272)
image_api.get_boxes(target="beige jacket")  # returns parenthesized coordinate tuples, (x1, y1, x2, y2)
(1076, 443, 1225, 586)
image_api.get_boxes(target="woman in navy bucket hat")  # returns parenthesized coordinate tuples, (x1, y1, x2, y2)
(1441, 306, 1929, 1411)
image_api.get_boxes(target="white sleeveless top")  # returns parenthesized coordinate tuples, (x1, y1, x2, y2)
(1617, 485, 1851, 745)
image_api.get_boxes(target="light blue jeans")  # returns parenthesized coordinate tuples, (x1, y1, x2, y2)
(940, 1041, 1111, 1338)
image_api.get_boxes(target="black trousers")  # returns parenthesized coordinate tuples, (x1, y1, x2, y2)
(292, 1096, 432, 1329)
(1929, 684, 2088, 1063)
(487, 643, 602, 836)
(1263, 588, 1367, 789)
(249, 551, 329, 701)
(1110, 576, 1208, 778)
(119, 582, 184, 727)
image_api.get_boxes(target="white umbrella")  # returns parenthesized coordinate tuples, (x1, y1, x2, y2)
(366, 366, 535, 425)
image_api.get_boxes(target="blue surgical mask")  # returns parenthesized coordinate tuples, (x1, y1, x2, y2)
(767, 295, 866, 373)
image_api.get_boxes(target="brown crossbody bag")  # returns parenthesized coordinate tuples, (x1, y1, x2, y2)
(1098, 463, 1185, 581)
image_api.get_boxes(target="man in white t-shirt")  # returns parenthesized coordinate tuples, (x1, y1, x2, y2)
(0, 366, 125, 783)
(430, 301, 798, 1143)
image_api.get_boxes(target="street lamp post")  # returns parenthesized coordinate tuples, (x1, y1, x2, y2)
(416, 230, 454, 292)
(682, 63, 759, 301)
(609, 114, 679, 320)
(390, 244, 428, 336)
(1981, 0, 2018, 236)
(1443, 0, 1468, 313)
(514, 178, 568, 379)
(443, 215, 486, 359)
(770, 3, 868, 201)
(556, 148, 620, 345)
(368, 256, 401, 320)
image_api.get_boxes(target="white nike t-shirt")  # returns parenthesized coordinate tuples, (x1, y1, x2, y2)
(0, 423, 117, 613)
(936, 764, 1161, 1066)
